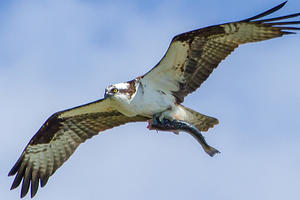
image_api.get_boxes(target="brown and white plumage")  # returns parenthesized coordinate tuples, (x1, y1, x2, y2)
(142, 1, 300, 103)
(8, 99, 148, 198)
(9, 1, 300, 198)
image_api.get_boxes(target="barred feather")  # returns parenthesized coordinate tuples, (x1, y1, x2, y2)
(142, 1, 300, 103)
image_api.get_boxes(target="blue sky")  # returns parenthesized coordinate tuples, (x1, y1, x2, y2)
(1, 0, 300, 199)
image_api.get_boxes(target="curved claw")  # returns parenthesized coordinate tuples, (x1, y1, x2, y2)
(147, 113, 165, 131)
(146, 119, 154, 130)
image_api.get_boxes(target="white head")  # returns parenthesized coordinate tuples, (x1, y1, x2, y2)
(104, 81, 137, 102)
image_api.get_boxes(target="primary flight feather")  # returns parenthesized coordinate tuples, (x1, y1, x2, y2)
(9, 1, 300, 198)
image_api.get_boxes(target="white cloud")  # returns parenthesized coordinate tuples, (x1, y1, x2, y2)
(1, 0, 300, 199)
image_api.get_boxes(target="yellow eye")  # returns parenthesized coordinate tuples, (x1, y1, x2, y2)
(113, 88, 118, 93)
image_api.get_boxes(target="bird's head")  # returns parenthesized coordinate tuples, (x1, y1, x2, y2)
(104, 81, 137, 102)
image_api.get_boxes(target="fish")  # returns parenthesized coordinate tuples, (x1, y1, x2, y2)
(147, 117, 220, 157)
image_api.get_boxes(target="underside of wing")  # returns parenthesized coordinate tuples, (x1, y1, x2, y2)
(8, 98, 148, 198)
(142, 1, 300, 103)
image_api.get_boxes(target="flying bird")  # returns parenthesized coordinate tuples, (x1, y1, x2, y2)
(9, 1, 300, 198)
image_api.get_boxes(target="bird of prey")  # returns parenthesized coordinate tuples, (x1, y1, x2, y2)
(9, 1, 300, 198)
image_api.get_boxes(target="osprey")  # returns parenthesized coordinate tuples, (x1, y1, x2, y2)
(9, 1, 300, 198)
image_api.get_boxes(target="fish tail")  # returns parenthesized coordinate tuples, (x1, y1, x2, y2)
(203, 145, 220, 157)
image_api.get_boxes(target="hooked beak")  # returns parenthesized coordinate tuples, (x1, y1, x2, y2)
(104, 89, 113, 98)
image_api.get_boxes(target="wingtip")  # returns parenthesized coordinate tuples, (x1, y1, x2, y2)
(8, 171, 15, 177)
(20, 192, 26, 199)
(10, 183, 18, 191)
(282, 31, 297, 35)
(8, 168, 18, 177)
(282, 1, 288, 6)
(276, 1, 288, 10)
(8, 155, 24, 176)
(30, 171, 39, 198)
(243, 1, 289, 22)
(31, 189, 38, 198)
(40, 175, 49, 188)
(10, 174, 23, 191)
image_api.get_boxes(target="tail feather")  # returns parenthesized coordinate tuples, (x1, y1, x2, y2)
(180, 105, 219, 132)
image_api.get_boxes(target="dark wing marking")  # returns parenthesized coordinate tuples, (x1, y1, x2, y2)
(141, 1, 300, 103)
(8, 98, 148, 198)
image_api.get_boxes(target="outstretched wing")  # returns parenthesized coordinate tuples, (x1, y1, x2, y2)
(141, 1, 300, 103)
(8, 98, 148, 198)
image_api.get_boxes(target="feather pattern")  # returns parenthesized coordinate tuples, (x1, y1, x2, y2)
(142, 1, 300, 103)
(8, 98, 148, 198)
(8, 1, 300, 198)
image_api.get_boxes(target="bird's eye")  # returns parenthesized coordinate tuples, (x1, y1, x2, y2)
(113, 88, 118, 93)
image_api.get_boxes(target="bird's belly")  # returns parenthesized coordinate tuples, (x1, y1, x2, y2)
(134, 100, 168, 116)
(131, 89, 175, 117)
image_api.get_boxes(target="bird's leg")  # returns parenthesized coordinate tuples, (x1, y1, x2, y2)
(146, 113, 161, 130)
(147, 117, 220, 157)
(147, 113, 175, 131)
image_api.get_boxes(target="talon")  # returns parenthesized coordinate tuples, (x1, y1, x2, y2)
(159, 115, 165, 122)
(147, 119, 154, 130)
(147, 113, 170, 131)
(152, 117, 160, 126)
(152, 113, 161, 125)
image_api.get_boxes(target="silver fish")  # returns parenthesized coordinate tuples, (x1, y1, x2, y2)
(148, 117, 220, 157)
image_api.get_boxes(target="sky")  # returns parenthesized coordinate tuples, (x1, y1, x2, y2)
(1, 0, 300, 199)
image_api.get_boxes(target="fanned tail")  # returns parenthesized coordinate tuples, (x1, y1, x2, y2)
(179, 105, 219, 132)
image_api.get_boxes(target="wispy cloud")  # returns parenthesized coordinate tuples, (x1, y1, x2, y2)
(1, 0, 300, 199)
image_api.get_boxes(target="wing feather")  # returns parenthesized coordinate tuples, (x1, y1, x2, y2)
(8, 98, 148, 198)
(142, 2, 300, 103)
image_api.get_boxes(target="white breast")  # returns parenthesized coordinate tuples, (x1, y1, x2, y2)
(129, 80, 176, 117)
(110, 79, 176, 117)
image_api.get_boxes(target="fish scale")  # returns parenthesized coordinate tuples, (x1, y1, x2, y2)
(152, 118, 220, 157)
